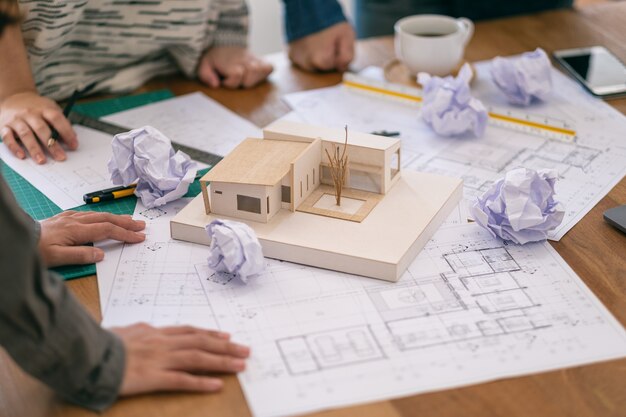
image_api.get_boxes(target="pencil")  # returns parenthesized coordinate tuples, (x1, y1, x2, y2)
(47, 81, 98, 148)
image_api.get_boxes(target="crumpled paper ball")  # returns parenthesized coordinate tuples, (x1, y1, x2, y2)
(206, 219, 264, 284)
(491, 48, 552, 106)
(418, 63, 488, 137)
(470, 168, 565, 245)
(108, 126, 196, 208)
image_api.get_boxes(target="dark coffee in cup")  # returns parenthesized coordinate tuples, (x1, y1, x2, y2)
(411, 31, 450, 37)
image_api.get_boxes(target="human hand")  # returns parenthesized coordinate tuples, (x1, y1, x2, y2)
(112, 323, 250, 396)
(0, 91, 78, 164)
(197, 46, 273, 89)
(38, 211, 146, 267)
(288, 22, 355, 72)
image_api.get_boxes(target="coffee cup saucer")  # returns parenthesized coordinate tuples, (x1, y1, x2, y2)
(383, 58, 475, 88)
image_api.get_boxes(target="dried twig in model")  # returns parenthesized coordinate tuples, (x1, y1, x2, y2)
(325, 125, 349, 206)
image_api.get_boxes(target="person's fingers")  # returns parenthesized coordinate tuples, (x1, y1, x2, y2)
(9, 118, 46, 164)
(335, 33, 355, 72)
(310, 49, 336, 72)
(222, 64, 245, 89)
(150, 371, 223, 393)
(45, 245, 105, 267)
(110, 322, 154, 338)
(288, 47, 313, 72)
(56, 210, 78, 218)
(74, 212, 146, 231)
(74, 222, 146, 244)
(161, 325, 230, 339)
(42, 107, 78, 150)
(242, 59, 273, 88)
(165, 350, 246, 373)
(0, 127, 25, 159)
(23, 113, 67, 161)
(242, 60, 261, 88)
(168, 334, 250, 358)
(198, 60, 221, 88)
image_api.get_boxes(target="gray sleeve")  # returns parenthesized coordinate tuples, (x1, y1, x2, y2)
(0, 177, 125, 411)
(213, 0, 249, 47)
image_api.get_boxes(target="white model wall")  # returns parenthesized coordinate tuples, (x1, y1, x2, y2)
(292, 139, 322, 209)
(268, 182, 282, 219)
(210, 182, 270, 223)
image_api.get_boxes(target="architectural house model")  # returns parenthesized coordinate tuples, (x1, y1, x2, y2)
(201, 123, 401, 223)
(171, 121, 463, 282)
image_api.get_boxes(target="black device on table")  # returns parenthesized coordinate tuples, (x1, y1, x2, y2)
(604, 205, 626, 235)
(553, 46, 626, 99)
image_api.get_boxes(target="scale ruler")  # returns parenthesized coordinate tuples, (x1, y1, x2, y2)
(342, 73, 577, 142)
(69, 112, 223, 166)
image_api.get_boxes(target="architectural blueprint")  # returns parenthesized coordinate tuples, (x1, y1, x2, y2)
(0, 125, 115, 209)
(102, 202, 626, 417)
(104, 92, 261, 158)
(283, 62, 626, 240)
(96, 198, 193, 318)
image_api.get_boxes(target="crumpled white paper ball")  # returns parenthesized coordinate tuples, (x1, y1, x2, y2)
(491, 48, 552, 106)
(206, 219, 264, 284)
(470, 168, 565, 244)
(108, 126, 196, 208)
(418, 63, 488, 137)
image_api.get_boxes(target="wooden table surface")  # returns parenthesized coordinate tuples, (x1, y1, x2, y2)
(1, 4, 625, 417)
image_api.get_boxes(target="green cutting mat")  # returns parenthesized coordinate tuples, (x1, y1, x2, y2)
(1, 89, 207, 280)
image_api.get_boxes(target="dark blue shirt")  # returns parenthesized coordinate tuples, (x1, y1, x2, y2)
(283, 0, 347, 42)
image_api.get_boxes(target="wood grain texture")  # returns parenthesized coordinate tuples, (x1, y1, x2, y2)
(1, 4, 625, 417)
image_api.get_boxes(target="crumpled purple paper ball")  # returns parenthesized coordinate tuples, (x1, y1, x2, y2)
(206, 219, 264, 284)
(491, 48, 552, 106)
(470, 168, 565, 245)
(108, 126, 197, 209)
(417, 63, 488, 137)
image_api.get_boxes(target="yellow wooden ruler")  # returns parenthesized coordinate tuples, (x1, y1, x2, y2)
(342, 73, 577, 142)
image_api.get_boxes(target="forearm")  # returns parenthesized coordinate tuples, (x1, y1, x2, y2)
(0, 178, 124, 411)
(0, 23, 36, 102)
(283, 0, 347, 42)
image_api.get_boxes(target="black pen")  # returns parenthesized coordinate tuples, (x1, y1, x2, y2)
(371, 130, 401, 137)
(48, 81, 98, 148)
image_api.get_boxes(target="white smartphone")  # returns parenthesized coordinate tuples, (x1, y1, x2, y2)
(553, 46, 626, 98)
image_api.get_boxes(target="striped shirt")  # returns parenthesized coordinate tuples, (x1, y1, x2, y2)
(18, 0, 249, 100)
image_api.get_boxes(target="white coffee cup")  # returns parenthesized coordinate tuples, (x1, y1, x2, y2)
(394, 15, 474, 76)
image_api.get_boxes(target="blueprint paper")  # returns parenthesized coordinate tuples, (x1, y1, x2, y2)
(471, 168, 564, 244)
(206, 219, 264, 283)
(109, 126, 197, 208)
(101, 210, 626, 417)
(418, 63, 488, 137)
(283, 61, 626, 241)
(103, 92, 261, 157)
(491, 48, 552, 106)
(94, 238, 124, 315)
(95, 198, 191, 316)
(0, 125, 115, 210)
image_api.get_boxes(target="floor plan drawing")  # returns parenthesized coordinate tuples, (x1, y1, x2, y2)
(0, 125, 117, 209)
(277, 325, 386, 375)
(102, 202, 626, 417)
(283, 61, 626, 240)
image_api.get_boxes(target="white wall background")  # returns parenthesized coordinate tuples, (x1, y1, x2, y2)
(248, 0, 354, 56)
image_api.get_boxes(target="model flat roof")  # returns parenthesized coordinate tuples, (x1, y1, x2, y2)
(263, 120, 400, 151)
(202, 138, 310, 186)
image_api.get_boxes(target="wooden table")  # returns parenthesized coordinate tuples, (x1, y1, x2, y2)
(1, 3, 625, 417)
